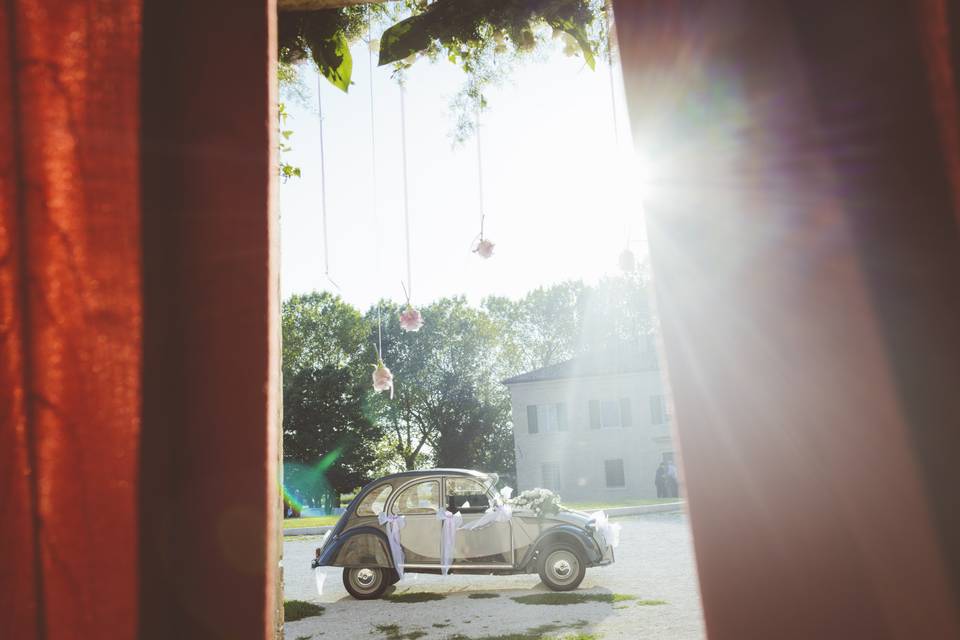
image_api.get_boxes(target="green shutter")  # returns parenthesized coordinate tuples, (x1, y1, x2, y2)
(527, 405, 539, 434)
(589, 399, 601, 429)
(620, 398, 632, 427)
(650, 396, 664, 425)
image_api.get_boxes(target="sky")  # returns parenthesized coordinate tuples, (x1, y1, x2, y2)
(279, 30, 645, 312)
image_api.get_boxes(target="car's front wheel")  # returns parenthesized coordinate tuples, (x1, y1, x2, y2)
(538, 544, 586, 591)
(342, 567, 390, 600)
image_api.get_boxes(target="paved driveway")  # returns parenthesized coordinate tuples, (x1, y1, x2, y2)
(283, 511, 705, 640)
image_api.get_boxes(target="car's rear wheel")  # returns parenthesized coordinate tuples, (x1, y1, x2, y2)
(538, 544, 586, 591)
(342, 567, 389, 600)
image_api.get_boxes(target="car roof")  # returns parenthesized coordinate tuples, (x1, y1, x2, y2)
(374, 468, 490, 482)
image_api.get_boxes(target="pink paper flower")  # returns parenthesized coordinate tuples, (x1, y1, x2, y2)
(474, 238, 495, 259)
(372, 361, 394, 399)
(399, 305, 424, 332)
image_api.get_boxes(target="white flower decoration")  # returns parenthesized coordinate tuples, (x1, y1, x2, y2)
(369, 38, 380, 53)
(372, 361, 394, 399)
(474, 238, 495, 259)
(399, 305, 424, 332)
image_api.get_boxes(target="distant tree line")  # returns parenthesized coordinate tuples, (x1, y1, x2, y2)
(281, 274, 652, 509)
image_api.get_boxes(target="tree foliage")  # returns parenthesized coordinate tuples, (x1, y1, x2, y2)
(282, 292, 379, 506)
(283, 365, 381, 505)
(485, 274, 653, 376)
(282, 291, 367, 376)
(364, 297, 513, 474)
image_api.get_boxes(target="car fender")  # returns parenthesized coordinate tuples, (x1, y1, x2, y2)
(520, 524, 603, 571)
(316, 526, 393, 569)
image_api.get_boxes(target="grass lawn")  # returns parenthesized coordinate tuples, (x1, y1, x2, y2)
(564, 498, 682, 510)
(283, 515, 340, 529)
(284, 600, 325, 621)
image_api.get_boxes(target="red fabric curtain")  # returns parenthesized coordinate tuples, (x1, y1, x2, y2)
(614, 0, 960, 637)
(1, 1, 142, 639)
(1, 1, 278, 639)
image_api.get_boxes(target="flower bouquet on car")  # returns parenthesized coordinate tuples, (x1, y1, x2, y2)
(507, 487, 563, 519)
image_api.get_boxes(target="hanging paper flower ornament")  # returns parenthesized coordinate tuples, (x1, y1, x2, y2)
(474, 238, 495, 259)
(619, 248, 636, 272)
(372, 359, 394, 399)
(399, 305, 424, 332)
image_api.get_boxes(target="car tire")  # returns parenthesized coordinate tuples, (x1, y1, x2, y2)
(538, 544, 586, 591)
(342, 567, 390, 600)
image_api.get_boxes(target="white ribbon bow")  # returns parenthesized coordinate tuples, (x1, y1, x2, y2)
(589, 510, 621, 548)
(459, 503, 513, 531)
(314, 566, 326, 596)
(436, 509, 463, 575)
(378, 512, 407, 578)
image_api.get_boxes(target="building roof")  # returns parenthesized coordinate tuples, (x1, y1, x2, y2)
(502, 347, 659, 385)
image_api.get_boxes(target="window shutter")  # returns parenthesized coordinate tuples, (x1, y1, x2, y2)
(557, 403, 567, 431)
(589, 400, 601, 429)
(620, 398, 632, 427)
(604, 459, 626, 487)
(650, 396, 664, 425)
(527, 405, 539, 434)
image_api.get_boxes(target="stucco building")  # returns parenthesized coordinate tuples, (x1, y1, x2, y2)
(503, 348, 675, 502)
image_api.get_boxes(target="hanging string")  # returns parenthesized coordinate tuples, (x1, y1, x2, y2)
(399, 77, 413, 299)
(317, 70, 339, 289)
(368, 8, 384, 357)
(605, 0, 619, 148)
(475, 96, 485, 240)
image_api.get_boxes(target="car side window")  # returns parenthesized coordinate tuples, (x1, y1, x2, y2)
(392, 480, 440, 515)
(356, 484, 393, 516)
(445, 477, 491, 514)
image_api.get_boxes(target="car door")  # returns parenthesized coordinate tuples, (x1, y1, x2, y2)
(389, 477, 441, 567)
(445, 476, 513, 566)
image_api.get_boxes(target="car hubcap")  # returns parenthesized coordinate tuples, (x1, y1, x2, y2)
(546, 550, 580, 586)
(352, 568, 380, 592)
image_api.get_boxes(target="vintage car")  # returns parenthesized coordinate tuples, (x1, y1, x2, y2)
(312, 469, 616, 599)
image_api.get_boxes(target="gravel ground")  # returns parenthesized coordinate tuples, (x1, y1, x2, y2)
(283, 512, 705, 640)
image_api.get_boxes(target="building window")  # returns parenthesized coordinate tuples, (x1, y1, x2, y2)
(650, 395, 668, 425)
(604, 459, 625, 488)
(542, 462, 561, 491)
(590, 398, 633, 428)
(527, 404, 567, 434)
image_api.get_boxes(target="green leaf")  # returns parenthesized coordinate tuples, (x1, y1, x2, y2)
(378, 15, 429, 65)
(314, 32, 353, 92)
(548, 16, 596, 71)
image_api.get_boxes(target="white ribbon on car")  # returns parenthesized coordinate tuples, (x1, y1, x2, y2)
(378, 512, 407, 578)
(436, 509, 463, 575)
(314, 567, 326, 596)
(459, 503, 513, 531)
(589, 510, 621, 548)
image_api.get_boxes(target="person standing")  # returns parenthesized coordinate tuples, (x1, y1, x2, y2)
(655, 462, 668, 498)
(666, 461, 680, 498)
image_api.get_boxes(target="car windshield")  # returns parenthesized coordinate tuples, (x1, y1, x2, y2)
(480, 473, 499, 491)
